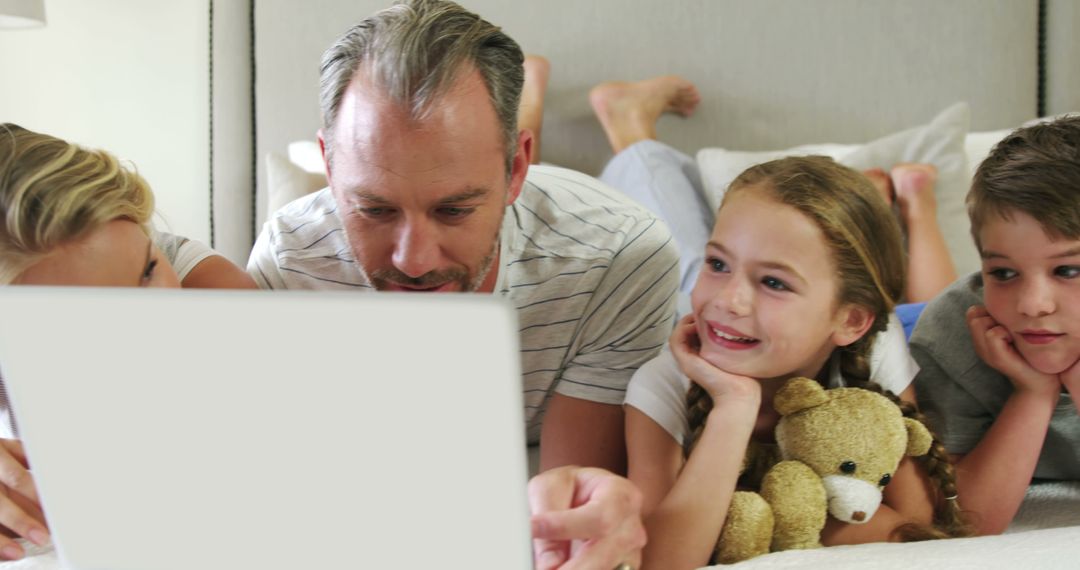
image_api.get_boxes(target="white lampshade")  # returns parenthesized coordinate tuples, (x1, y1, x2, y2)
(0, 0, 45, 29)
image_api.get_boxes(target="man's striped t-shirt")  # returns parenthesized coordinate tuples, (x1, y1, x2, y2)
(247, 165, 680, 443)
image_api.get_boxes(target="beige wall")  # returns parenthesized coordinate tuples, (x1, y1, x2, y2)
(1046, 0, 1080, 116)
(254, 0, 1039, 234)
(0, 0, 211, 243)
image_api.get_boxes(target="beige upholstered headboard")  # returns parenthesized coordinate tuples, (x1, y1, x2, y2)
(224, 0, 1078, 258)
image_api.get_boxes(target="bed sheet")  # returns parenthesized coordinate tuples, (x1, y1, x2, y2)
(2, 482, 1076, 569)
(710, 480, 1080, 569)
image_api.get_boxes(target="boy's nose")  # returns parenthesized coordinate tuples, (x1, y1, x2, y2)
(1017, 278, 1055, 317)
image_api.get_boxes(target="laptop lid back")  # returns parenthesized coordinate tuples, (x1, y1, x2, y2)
(0, 288, 530, 569)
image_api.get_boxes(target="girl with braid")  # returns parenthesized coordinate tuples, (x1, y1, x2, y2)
(623, 156, 971, 569)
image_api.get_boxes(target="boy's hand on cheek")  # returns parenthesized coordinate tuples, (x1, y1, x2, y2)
(966, 305, 1058, 396)
(670, 315, 760, 405)
(1059, 358, 1080, 411)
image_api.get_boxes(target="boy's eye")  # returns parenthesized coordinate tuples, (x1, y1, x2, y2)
(706, 257, 728, 273)
(762, 276, 789, 291)
(1054, 265, 1080, 279)
(986, 267, 1017, 282)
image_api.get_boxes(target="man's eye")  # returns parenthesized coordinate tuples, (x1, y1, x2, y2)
(439, 207, 473, 218)
(357, 207, 391, 218)
(706, 257, 728, 273)
(986, 267, 1017, 281)
(1055, 265, 1080, 279)
(762, 276, 789, 291)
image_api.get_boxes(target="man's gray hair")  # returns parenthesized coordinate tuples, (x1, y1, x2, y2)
(319, 0, 525, 174)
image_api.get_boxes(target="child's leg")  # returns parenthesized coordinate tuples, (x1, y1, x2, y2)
(862, 168, 896, 206)
(862, 165, 957, 302)
(590, 77, 711, 298)
(600, 141, 713, 297)
(589, 76, 700, 154)
(891, 164, 958, 302)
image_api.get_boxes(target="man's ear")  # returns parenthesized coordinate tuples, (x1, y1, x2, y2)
(506, 129, 533, 206)
(317, 128, 333, 185)
(832, 303, 876, 348)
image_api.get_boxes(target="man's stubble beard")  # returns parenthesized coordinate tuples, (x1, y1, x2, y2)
(361, 209, 504, 293)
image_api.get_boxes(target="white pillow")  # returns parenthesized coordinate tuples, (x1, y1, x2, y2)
(287, 140, 326, 174)
(696, 103, 979, 275)
(265, 151, 326, 218)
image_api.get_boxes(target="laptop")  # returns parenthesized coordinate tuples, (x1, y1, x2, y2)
(0, 288, 531, 569)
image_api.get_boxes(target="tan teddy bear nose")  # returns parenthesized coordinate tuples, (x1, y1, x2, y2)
(851, 511, 866, 522)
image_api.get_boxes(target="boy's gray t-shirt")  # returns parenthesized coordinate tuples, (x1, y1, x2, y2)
(910, 272, 1080, 480)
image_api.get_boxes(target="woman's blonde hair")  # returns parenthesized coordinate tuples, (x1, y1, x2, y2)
(0, 124, 155, 284)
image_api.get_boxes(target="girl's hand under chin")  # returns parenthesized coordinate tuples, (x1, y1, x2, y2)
(670, 314, 761, 405)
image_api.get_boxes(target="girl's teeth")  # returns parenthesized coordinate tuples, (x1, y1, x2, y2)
(713, 329, 754, 343)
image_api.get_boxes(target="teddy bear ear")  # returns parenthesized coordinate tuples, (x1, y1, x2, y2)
(774, 377, 828, 416)
(904, 418, 933, 457)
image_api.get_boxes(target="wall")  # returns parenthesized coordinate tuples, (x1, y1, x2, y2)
(253, 0, 1039, 234)
(0, 0, 211, 244)
(1046, 0, 1080, 116)
(210, 1, 253, 264)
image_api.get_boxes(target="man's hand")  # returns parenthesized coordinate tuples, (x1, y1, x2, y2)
(528, 466, 645, 570)
(966, 306, 1059, 396)
(669, 315, 760, 405)
(0, 438, 49, 560)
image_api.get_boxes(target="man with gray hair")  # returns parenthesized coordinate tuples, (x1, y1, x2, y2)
(248, 2, 677, 567)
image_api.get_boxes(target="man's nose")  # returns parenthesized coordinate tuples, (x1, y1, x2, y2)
(391, 218, 440, 278)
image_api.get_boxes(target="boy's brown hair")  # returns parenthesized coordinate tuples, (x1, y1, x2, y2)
(968, 115, 1080, 248)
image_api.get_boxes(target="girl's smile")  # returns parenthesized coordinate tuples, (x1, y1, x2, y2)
(691, 187, 862, 382)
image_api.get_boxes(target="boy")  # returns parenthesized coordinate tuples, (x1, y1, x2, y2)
(910, 115, 1080, 535)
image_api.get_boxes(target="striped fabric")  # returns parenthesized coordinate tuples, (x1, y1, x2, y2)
(248, 165, 680, 442)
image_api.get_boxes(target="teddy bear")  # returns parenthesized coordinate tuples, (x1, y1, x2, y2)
(714, 377, 934, 564)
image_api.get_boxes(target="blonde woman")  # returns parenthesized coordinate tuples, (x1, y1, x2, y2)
(0, 123, 255, 560)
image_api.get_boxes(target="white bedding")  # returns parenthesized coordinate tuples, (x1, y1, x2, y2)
(708, 480, 1080, 569)
(4, 482, 1077, 569)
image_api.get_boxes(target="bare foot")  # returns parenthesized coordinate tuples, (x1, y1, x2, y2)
(891, 162, 956, 301)
(891, 163, 939, 224)
(862, 167, 894, 206)
(589, 76, 700, 154)
(518, 55, 550, 165)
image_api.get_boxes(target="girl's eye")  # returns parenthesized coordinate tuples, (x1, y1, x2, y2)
(706, 257, 728, 273)
(1054, 265, 1080, 279)
(986, 267, 1017, 282)
(762, 276, 789, 291)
